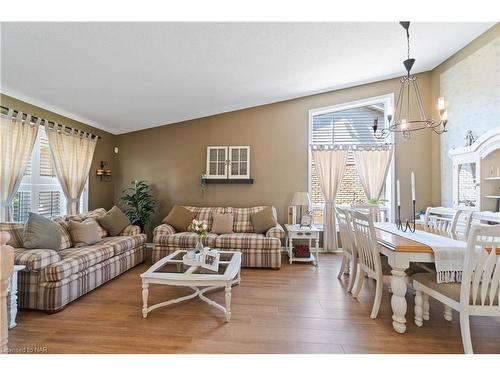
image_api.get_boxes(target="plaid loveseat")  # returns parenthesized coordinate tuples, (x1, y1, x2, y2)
(153, 206, 285, 269)
(0, 208, 146, 312)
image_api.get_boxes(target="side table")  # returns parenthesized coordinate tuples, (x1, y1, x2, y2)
(7, 265, 25, 329)
(284, 224, 321, 266)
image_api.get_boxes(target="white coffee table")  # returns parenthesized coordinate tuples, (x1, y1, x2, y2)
(140, 250, 241, 322)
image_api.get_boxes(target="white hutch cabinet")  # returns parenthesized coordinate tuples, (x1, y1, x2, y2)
(448, 128, 500, 212)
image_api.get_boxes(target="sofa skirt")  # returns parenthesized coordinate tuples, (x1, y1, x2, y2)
(17, 245, 145, 311)
(152, 245, 281, 269)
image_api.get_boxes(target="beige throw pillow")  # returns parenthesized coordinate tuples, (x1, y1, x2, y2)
(250, 207, 277, 234)
(69, 219, 101, 247)
(162, 206, 197, 232)
(96, 206, 130, 236)
(211, 213, 234, 234)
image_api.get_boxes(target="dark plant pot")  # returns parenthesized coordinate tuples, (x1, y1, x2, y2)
(131, 220, 145, 232)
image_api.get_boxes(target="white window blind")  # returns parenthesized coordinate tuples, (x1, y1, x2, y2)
(311, 104, 386, 163)
(39, 128, 56, 177)
(38, 191, 61, 217)
(12, 191, 31, 223)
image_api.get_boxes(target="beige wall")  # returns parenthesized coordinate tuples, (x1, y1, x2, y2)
(115, 73, 435, 230)
(6, 24, 498, 229)
(430, 23, 500, 206)
(0, 94, 117, 211)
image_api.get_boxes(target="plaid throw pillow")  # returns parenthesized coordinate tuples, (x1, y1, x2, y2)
(52, 217, 73, 250)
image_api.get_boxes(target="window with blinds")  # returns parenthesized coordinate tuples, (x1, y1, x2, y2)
(24, 159, 32, 176)
(309, 97, 392, 224)
(12, 124, 88, 222)
(39, 127, 56, 177)
(38, 191, 61, 217)
(12, 191, 31, 223)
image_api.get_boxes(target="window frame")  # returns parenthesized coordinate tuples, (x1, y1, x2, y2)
(308, 93, 396, 223)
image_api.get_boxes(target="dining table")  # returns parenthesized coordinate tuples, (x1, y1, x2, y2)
(373, 223, 466, 334)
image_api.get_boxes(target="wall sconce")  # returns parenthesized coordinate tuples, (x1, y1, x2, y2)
(96, 161, 111, 181)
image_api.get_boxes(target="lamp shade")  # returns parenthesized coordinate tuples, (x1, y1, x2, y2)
(291, 192, 311, 206)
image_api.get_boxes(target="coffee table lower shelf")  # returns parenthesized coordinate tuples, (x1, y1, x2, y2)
(141, 280, 240, 322)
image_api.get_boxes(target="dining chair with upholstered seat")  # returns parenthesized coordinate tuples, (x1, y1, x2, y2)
(335, 207, 358, 292)
(412, 224, 500, 354)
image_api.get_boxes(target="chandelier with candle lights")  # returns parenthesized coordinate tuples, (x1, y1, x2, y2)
(373, 22, 448, 140)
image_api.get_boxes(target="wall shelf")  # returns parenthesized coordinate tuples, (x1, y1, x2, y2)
(485, 196, 500, 199)
(203, 178, 254, 184)
(484, 177, 500, 181)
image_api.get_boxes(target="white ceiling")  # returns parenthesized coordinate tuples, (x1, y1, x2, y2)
(0, 22, 494, 134)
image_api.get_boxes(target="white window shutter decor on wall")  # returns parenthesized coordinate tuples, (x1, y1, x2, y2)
(206, 146, 228, 179)
(205, 146, 251, 180)
(228, 146, 250, 179)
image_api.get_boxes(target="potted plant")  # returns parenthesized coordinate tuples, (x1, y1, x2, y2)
(120, 180, 156, 232)
(367, 198, 389, 205)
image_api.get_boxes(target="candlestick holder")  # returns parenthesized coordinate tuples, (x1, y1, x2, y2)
(396, 200, 416, 233)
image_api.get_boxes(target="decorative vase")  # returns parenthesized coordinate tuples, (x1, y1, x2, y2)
(195, 235, 204, 253)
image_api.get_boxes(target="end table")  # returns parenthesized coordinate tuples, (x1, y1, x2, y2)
(284, 224, 321, 266)
(7, 265, 25, 329)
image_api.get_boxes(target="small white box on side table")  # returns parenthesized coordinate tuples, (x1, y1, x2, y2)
(284, 224, 321, 266)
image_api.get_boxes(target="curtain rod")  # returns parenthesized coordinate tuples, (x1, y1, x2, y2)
(310, 143, 394, 148)
(0, 105, 101, 139)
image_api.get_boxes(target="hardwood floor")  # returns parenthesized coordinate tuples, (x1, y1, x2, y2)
(8, 254, 500, 354)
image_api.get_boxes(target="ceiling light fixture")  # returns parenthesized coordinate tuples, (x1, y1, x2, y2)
(373, 22, 448, 140)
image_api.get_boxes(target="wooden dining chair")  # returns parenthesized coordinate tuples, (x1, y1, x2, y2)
(451, 210, 474, 238)
(424, 207, 458, 233)
(350, 210, 384, 319)
(466, 211, 500, 238)
(335, 207, 358, 292)
(351, 203, 382, 222)
(413, 224, 500, 354)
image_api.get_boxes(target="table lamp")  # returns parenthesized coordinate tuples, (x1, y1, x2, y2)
(291, 192, 311, 226)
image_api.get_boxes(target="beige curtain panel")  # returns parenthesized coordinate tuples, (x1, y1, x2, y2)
(0, 110, 39, 221)
(45, 124, 97, 215)
(311, 146, 347, 252)
(354, 146, 393, 201)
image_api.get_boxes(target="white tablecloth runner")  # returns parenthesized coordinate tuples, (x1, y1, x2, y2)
(374, 222, 467, 283)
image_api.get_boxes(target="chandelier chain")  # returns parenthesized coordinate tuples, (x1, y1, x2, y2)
(406, 27, 410, 61)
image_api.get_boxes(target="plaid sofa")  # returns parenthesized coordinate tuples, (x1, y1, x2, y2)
(0, 208, 145, 312)
(153, 206, 285, 268)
